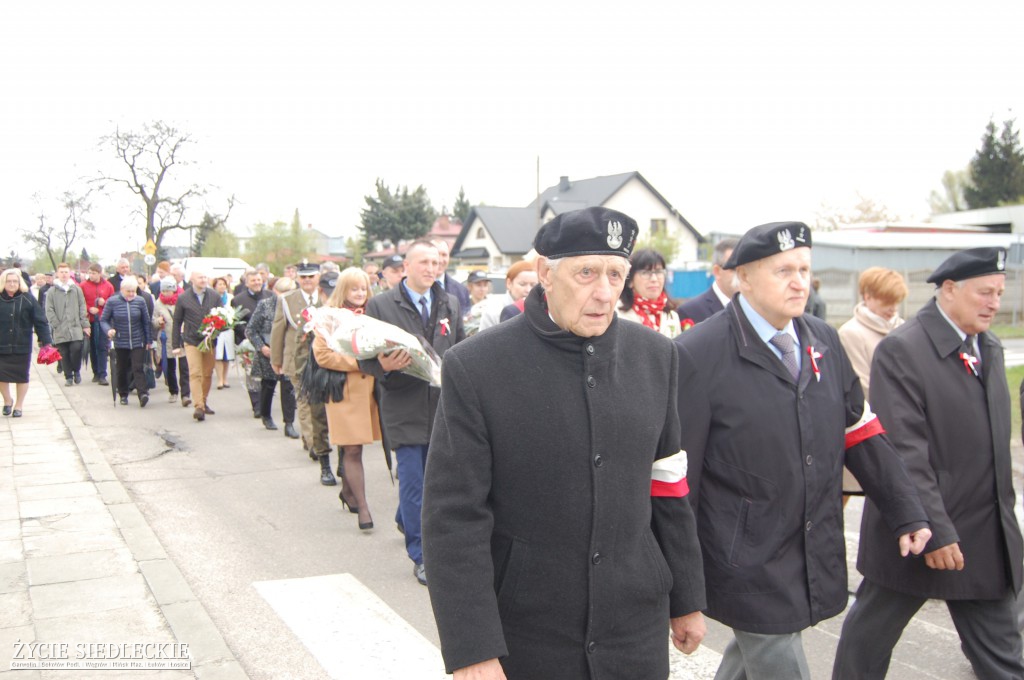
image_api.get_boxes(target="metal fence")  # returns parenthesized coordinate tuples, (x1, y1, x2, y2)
(817, 266, 1024, 326)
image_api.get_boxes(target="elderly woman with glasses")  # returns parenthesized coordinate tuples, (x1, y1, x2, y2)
(0, 268, 53, 417)
(616, 248, 682, 338)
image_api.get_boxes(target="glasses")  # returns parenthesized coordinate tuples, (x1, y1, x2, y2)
(635, 269, 667, 280)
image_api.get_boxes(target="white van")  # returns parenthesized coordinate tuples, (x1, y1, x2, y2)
(179, 257, 252, 283)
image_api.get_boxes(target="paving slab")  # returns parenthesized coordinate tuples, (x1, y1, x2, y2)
(26, 548, 137, 586)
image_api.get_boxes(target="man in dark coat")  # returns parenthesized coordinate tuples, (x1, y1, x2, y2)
(675, 222, 931, 680)
(232, 271, 272, 418)
(676, 237, 737, 325)
(833, 247, 1024, 679)
(359, 240, 464, 586)
(171, 268, 221, 421)
(423, 208, 706, 680)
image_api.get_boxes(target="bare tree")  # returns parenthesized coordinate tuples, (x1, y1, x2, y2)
(22, 190, 95, 270)
(96, 121, 206, 251)
(813, 192, 900, 231)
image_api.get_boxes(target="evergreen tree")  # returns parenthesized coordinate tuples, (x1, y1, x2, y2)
(452, 187, 471, 223)
(358, 179, 437, 249)
(964, 119, 1024, 208)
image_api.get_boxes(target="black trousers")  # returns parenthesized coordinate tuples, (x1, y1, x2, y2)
(833, 578, 1024, 679)
(163, 355, 190, 397)
(259, 376, 295, 423)
(56, 340, 84, 377)
(114, 347, 148, 399)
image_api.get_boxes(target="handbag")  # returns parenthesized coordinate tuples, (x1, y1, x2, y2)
(298, 338, 346, 405)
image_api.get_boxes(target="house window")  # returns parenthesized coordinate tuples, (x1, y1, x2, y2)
(650, 219, 667, 235)
(476, 227, 485, 240)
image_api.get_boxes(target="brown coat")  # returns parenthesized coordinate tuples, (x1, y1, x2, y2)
(312, 334, 381, 446)
(837, 302, 904, 400)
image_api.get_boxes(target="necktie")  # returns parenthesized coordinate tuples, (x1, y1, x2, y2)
(769, 332, 800, 381)
(419, 297, 430, 332)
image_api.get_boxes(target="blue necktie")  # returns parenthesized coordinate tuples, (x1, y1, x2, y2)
(419, 297, 430, 333)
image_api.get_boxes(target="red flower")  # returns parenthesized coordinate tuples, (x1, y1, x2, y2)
(681, 318, 696, 331)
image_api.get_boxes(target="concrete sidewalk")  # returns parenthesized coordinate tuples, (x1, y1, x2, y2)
(0, 363, 248, 679)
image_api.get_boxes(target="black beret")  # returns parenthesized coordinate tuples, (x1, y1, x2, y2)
(723, 221, 812, 269)
(381, 254, 404, 270)
(296, 261, 319, 276)
(926, 247, 1007, 285)
(533, 207, 638, 260)
(466, 270, 489, 284)
(319, 271, 338, 291)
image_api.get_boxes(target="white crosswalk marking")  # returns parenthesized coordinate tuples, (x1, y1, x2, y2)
(254, 574, 447, 679)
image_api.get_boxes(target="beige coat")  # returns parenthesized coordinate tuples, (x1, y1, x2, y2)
(312, 334, 381, 446)
(837, 302, 904, 400)
(837, 302, 904, 495)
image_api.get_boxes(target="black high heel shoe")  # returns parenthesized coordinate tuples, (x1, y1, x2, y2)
(338, 489, 358, 514)
(358, 516, 374, 531)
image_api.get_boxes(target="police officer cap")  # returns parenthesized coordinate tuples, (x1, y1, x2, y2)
(319, 271, 338, 291)
(723, 221, 813, 269)
(382, 254, 405, 270)
(295, 261, 319, 276)
(926, 247, 1007, 285)
(466, 270, 488, 284)
(533, 207, 638, 260)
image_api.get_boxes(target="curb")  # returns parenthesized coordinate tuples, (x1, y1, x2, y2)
(37, 365, 250, 680)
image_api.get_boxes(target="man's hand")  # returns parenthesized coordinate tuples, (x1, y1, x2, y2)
(379, 349, 412, 372)
(156, 317, 166, 327)
(261, 346, 272, 358)
(670, 611, 706, 655)
(83, 327, 91, 337)
(272, 363, 283, 375)
(898, 527, 932, 557)
(453, 658, 506, 680)
(89, 307, 99, 315)
(924, 542, 965, 571)
(107, 329, 116, 339)
(172, 348, 183, 358)
(97, 297, 105, 306)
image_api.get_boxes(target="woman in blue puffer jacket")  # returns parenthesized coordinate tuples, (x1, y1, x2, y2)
(100, 278, 152, 407)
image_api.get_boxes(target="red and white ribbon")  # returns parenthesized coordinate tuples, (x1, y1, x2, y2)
(439, 317, 451, 336)
(960, 351, 979, 376)
(807, 346, 822, 382)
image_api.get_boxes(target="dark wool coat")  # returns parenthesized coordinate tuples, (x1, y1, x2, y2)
(675, 286, 724, 325)
(232, 288, 273, 344)
(675, 298, 927, 634)
(0, 292, 51, 354)
(359, 281, 463, 448)
(100, 295, 152, 349)
(859, 298, 1023, 599)
(423, 286, 705, 680)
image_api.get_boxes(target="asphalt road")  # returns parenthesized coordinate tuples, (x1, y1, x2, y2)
(58, 363, 1020, 679)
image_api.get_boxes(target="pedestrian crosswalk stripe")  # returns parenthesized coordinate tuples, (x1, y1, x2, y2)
(254, 573, 446, 679)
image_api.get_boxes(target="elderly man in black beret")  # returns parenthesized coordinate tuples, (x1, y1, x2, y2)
(674, 221, 932, 680)
(423, 207, 707, 680)
(833, 247, 1024, 679)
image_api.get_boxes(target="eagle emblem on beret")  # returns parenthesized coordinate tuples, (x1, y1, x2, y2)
(607, 221, 624, 249)
(777, 228, 795, 252)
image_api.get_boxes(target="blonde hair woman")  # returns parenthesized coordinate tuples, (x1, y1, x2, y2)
(312, 267, 382, 530)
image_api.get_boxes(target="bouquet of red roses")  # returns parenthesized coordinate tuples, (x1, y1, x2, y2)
(37, 345, 62, 365)
(198, 306, 239, 352)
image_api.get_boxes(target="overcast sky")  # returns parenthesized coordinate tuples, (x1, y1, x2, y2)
(2, 1, 1022, 264)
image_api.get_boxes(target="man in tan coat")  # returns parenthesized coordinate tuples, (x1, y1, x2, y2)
(271, 263, 334, 484)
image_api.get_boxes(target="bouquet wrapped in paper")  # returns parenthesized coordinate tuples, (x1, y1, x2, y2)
(198, 306, 240, 352)
(306, 307, 442, 386)
(235, 338, 261, 392)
